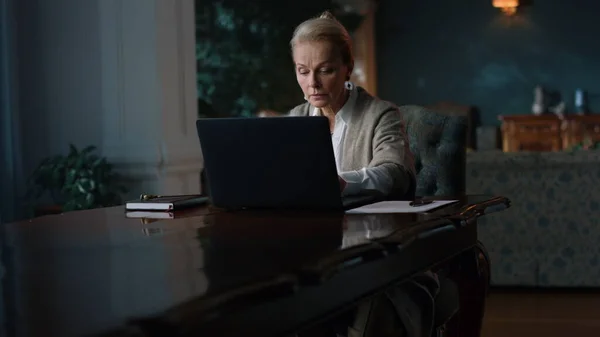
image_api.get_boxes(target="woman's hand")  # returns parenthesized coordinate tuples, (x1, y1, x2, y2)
(338, 176, 347, 192)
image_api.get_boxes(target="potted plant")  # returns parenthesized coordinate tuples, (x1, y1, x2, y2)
(26, 144, 128, 216)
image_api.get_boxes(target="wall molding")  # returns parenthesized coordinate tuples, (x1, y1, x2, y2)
(98, 0, 201, 194)
(116, 0, 126, 139)
(350, 1, 377, 95)
(175, 0, 188, 136)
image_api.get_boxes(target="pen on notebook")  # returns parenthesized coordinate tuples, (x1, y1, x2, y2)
(139, 194, 205, 201)
(140, 194, 160, 201)
(409, 199, 434, 207)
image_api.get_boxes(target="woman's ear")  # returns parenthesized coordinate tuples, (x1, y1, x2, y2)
(346, 63, 354, 81)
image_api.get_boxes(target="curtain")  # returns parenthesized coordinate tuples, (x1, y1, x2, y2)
(0, 0, 23, 224)
(1, 0, 20, 333)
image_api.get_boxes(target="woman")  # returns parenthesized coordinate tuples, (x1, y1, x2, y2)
(289, 12, 440, 337)
(288, 11, 415, 199)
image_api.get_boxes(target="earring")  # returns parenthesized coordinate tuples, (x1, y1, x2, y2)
(304, 96, 308, 101)
(344, 81, 354, 90)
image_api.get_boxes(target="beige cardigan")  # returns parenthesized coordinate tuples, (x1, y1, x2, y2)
(288, 87, 416, 199)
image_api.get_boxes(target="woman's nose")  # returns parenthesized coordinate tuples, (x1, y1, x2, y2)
(309, 74, 320, 88)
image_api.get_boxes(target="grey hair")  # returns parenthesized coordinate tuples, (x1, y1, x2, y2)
(290, 11, 354, 75)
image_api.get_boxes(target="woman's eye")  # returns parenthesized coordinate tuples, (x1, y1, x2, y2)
(298, 69, 309, 75)
(320, 68, 334, 74)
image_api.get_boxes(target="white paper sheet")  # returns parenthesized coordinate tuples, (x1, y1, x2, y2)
(345, 200, 459, 214)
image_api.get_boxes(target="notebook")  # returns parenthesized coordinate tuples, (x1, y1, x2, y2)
(125, 195, 209, 211)
(345, 200, 458, 214)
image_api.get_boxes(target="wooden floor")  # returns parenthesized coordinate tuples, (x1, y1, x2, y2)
(481, 288, 600, 337)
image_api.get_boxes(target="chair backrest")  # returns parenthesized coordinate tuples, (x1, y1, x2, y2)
(425, 101, 479, 150)
(400, 105, 467, 197)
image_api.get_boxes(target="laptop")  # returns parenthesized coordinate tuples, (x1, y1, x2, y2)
(196, 116, 379, 211)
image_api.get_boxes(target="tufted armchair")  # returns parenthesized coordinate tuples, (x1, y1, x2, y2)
(400, 105, 468, 197)
(400, 105, 470, 337)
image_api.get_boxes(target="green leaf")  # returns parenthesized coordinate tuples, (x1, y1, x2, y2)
(68, 144, 78, 156)
(77, 181, 87, 194)
(93, 157, 104, 168)
(81, 145, 97, 155)
(98, 183, 107, 196)
(86, 193, 95, 207)
(66, 169, 77, 184)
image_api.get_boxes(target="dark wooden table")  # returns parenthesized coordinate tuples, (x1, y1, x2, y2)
(0, 195, 509, 337)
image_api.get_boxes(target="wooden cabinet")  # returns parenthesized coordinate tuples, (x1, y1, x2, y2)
(499, 115, 600, 152)
(562, 115, 600, 149)
(499, 115, 563, 152)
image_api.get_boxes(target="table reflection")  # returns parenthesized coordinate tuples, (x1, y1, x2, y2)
(199, 211, 344, 293)
(0, 195, 509, 337)
(341, 214, 398, 249)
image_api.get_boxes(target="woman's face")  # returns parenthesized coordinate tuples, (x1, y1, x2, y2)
(293, 41, 350, 110)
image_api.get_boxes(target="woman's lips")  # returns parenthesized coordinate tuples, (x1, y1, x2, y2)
(310, 94, 328, 100)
